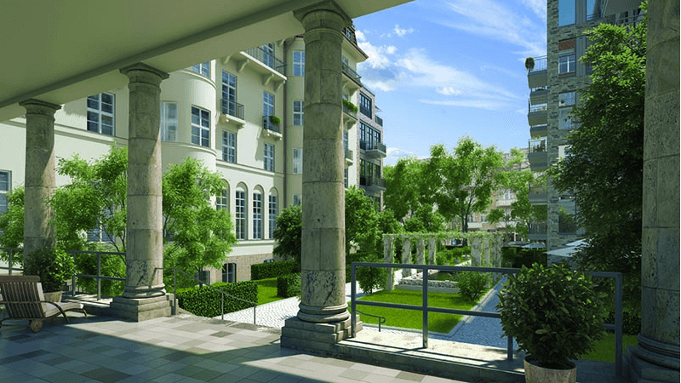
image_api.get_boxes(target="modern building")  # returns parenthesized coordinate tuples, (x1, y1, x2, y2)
(0, 28, 386, 283)
(525, 0, 644, 250)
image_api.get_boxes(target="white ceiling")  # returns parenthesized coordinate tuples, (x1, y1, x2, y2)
(0, 0, 409, 121)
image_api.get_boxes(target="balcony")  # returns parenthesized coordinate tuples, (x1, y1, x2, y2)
(530, 124, 547, 138)
(529, 88, 547, 105)
(364, 142, 387, 159)
(528, 221, 547, 240)
(528, 182, 548, 204)
(345, 148, 354, 164)
(226, 48, 286, 90)
(342, 62, 362, 92)
(527, 55, 547, 89)
(528, 138, 548, 172)
(360, 176, 386, 191)
(220, 99, 245, 127)
(343, 100, 358, 129)
(261, 116, 282, 140)
(527, 101, 547, 126)
(375, 115, 383, 127)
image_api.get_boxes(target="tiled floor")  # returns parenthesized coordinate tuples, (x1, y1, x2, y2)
(0, 313, 471, 383)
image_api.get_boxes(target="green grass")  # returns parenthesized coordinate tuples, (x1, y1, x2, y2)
(581, 333, 638, 363)
(349, 290, 477, 333)
(254, 278, 283, 305)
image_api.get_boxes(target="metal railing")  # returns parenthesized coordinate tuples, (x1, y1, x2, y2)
(528, 222, 548, 234)
(528, 138, 547, 153)
(0, 247, 22, 275)
(244, 47, 285, 75)
(528, 102, 548, 113)
(528, 55, 547, 72)
(350, 262, 624, 376)
(68, 250, 126, 301)
(262, 116, 281, 133)
(157, 267, 257, 323)
(375, 116, 383, 127)
(341, 62, 362, 84)
(221, 99, 244, 120)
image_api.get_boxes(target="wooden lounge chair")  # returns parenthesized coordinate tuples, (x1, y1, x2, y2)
(0, 275, 87, 333)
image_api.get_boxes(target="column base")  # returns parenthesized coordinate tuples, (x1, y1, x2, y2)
(281, 316, 362, 353)
(110, 295, 172, 322)
(625, 338, 680, 383)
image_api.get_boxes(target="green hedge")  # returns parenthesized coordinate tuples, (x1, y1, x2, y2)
(277, 273, 301, 298)
(501, 247, 547, 268)
(177, 281, 257, 317)
(251, 260, 299, 280)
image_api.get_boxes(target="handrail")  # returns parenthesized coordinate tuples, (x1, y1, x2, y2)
(67, 250, 126, 301)
(157, 267, 257, 324)
(350, 262, 624, 377)
(351, 307, 386, 332)
(0, 247, 23, 275)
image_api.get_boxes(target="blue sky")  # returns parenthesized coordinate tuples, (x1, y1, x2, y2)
(353, 0, 547, 165)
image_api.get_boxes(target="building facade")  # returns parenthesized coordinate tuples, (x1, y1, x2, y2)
(526, 0, 643, 250)
(0, 27, 385, 283)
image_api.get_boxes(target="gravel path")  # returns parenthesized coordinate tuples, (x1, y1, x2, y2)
(217, 274, 517, 350)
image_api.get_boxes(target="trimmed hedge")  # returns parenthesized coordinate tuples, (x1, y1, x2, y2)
(277, 273, 301, 298)
(177, 281, 257, 317)
(251, 260, 299, 280)
(501, 247, 547, 268)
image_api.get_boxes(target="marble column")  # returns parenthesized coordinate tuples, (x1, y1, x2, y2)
(428, 237, 436, 265)
(110, 63, 171, 321)
(626, 1, 680, 380)
(20, 99, 60, 260)
(384, 236, 394, 291)
(281, 2, 355, 351)
(401, 239, 412, 277)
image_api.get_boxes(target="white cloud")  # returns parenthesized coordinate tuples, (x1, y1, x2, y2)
(521, 0, 547, 22)
(442, 0, 546, 57)
(393, 24, 414, 37)
(356, 28, 398, 70)
(436, 86, 463, 96)
(385, 147, 423, 165)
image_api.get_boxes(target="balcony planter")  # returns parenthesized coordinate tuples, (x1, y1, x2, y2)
(342, 99, 358, 114)
(497, 263, 607, 383)
(268, 115, 281, 126)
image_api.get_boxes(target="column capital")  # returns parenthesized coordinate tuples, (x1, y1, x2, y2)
(293, 0, 352, 31)
(120, 63, 169, 85)
(19, 98, 61, 114)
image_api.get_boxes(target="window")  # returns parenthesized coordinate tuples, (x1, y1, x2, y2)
(559, 92, 576, 130)
(216, 187, 228, 211)
(559, 92, 576, 107)
(222, 71, 238, 117)
(222, 263, 236, 283)
(191, 61, 210, 77)
(236, 190, 247, 240)
(558, 0, 575, 26)
(293, 148, 302, 174)
(559, 54, 576, 74)
(359, 92, 372, 118)
(293, 194, 302, 207)
(222, 131, 236, 163)
(160, 102, 177, 142)
(87, 93, 114, 136)
(262, 43, 275, 69)
(191, 106, 210, 147)
(269, 195, 277, 239)
(253, 192, 263, 239)
(343, 131, 349, 150)
(293, 100, 304, 126)
(263, 92, 275, 118)
(196, 269, 210, 285)
(344, 167, 348, 188)
(0, 171, 10, 216)
(359, 122, 381, 150)
(293, 51, 305, 76)
(586, 0, 601, 20)
(264, 143, 275, 172)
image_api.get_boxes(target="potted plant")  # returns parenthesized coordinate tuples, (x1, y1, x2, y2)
(342, 99, 358, 114)
(497, 263, 607, 383)
(24, 247, 76, 302)
(525, 57, 535, 71)
(268, 115, 281, 126)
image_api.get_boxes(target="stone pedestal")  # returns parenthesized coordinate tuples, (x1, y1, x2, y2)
(20, 99, 60, 260)
(110, 295, 172, 322)
(626, 0, 680, 381)
(281, 316, 362, 353)
(282, 1, 355, 350)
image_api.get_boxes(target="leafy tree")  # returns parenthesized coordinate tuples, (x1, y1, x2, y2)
(548, 4, 647, 311)
(403, 205, 446, 233)
(162, 158, 237, 280)
(383, 158, 429, 222)
(0, 187, 25, 263)
(273, 205, 303, 264)
(345, 186, 380, 255)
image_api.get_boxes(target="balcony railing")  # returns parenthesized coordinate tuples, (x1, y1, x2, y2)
(221, 99, 244, 120)
(528, 138, 547, 154)
(375, 115, 383, 127)
(528, 102, 548, 113)
(528, 222, 547, 235)
(341, 62, 362, 84)
(244, 47, 286, 75)
(527, 55, 547, 72)
(262, 116, 281, 134)
(345, 149, 353, 162)
(360, 176, 386, 189)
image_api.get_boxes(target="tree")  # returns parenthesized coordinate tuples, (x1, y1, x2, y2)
(383, 158, 429, 222)
(273, 205, 302, 264)
(548, 6, 647, 310)
(0, 187, 25, 263)
(162, 158, 237, 278)
(345, 186, 380, 255)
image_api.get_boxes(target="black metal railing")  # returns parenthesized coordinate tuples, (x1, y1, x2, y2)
(221, 99, 244, 120)
(528, 139, 547, 153)
(350, 262, 624, 376)
(375, 116, 383, 127)
(244, 47, 286, 75)
(68, 250, 126, 301)
(342, 62, 362, 84)
(262, 116, 281, 134)
(0, 247, 22, 275)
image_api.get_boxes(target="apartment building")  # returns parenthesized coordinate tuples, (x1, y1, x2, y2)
(0, 27, 385, 283)
(526, 0, 643, 250)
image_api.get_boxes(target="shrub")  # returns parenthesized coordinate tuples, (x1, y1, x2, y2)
(277, 273, 301, 298)
(73, 251, 125, 296)
(501, 247, 547, 268)
(251, 260, 299, 280)
(456, 271, 491, 302)
(497, 263, 607, 367)
(177, 281, 257, 317)
(24, 247, 75, 292)
(356, 254, 387, 295)
(605, 310, 641, 335)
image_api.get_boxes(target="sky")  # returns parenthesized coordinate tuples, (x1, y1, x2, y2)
(353, 0, 548, 165)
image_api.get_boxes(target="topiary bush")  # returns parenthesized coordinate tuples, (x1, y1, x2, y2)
(456, 271, 491, 302)
(177, 281, 257, 317)
(24, 247, 75, 292)
(251, 260, 299, 280)
(497, 263, 607, 368)
(277, 273, 301, 298)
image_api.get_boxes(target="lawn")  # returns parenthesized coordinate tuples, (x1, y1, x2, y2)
(254, 278, 283, 305)
(349, 290, 477, 333)
(582, 332, 639, 363)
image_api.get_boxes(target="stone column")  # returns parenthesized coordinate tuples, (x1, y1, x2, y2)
(402, 239, 412, 277)
(20, 99, 60, 260)
(384, 235, 394, 291)
(626, 1, 680, 380)
(428, 237, 436, 265)
(416, 238, 425, 265)
(281, 2, 354, 351)
(471, 236, 481, 267)
(110, 63, 171, 321)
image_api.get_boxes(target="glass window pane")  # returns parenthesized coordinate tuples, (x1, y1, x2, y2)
(101, 93, 113, 104)
(87, 97, 99, 109)
(559, 0, 576, 26)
